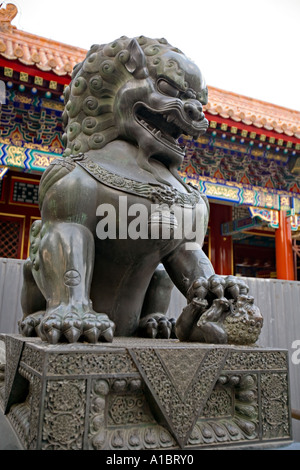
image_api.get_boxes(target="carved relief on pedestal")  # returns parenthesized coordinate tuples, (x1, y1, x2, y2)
(42, 379, 86, 450)
(0, 337, 292, 450)
(261, 373, 290, 439)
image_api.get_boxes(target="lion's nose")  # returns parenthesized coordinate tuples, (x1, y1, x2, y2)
(184, 101, 204, 121)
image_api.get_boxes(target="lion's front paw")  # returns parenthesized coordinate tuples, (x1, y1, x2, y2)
(39, 308, 115, 344)
(138, 314, 176, 339)
(19, 311, 45, 338)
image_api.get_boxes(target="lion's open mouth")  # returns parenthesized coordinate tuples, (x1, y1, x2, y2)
(134, 103, 208, 155)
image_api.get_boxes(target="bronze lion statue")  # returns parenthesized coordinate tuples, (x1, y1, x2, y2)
(19, 36, 262, 345)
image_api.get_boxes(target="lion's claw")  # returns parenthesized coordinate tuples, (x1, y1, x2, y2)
(101, 326, 114, 343)
(19, 320, 35, 338)
(138, 314, 176, 339)
(80, 316, 115, 343)
(145, 319, 158, 338)
(82, 325, 100, 343)
(156, 318, 170, 338)
(60, 313, 83, 343)
(20, 309, 115, 344)
(42, 314, 64, 344)
(19, 311, 45, 337)
(43, 324, 63, 344)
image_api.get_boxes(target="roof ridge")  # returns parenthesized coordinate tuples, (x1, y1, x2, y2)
(208, 85, 300, 115)
(0, 3, 299, 139)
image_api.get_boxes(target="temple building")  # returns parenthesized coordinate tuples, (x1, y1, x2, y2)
(0, 3, 300, 280)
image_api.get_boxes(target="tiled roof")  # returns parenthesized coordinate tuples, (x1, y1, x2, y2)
(1, 3, 300, 139)
(0, 3, 86, 76)
(205, 87, 300, 139)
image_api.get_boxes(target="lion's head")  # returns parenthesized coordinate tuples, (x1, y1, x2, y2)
(62, 36, 208, 167)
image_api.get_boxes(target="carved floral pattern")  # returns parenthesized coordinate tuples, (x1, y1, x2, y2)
(261, 373, 290, 439)
(42, 380, 86, 450)
(21, 343, 45, 374)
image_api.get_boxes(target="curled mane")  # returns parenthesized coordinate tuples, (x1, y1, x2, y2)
(62, 36, 188, 156)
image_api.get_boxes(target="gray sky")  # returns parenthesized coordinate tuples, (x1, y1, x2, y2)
(7, 0, 300, 111)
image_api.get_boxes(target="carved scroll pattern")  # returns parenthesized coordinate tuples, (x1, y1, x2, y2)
(224, 350, 288, 371)
(47, 351, 137, 375)
(202, 387, 232, 418)
(108, 394, 153, 425)
(88, 376, 175, 451)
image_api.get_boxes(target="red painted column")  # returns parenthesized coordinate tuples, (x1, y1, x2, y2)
(275, 210, 294, 280)
(209, 203, 233, 275)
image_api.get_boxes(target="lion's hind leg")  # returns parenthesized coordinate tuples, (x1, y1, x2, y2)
(138, 264, 176, 339)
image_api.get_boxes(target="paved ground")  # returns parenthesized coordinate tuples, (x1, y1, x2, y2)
(1, 408, 300, 451)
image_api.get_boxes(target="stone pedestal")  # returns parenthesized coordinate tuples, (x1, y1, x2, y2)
(0, 334, 293, 450)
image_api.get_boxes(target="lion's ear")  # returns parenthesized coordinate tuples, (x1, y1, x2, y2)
(125, 39, 149, 79)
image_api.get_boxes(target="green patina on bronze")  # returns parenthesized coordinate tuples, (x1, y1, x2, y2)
(19, 36, 262, 345)
(62, 36, 208, 156)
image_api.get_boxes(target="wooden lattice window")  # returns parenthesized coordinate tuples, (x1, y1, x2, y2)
(0, 217, 22, 258)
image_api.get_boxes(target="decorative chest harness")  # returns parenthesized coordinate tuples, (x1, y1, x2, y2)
(51, 154, 207, 209)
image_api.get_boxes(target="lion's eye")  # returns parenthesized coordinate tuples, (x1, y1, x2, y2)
(157, 79, 180, 98)
(183, 89, 196, 100)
